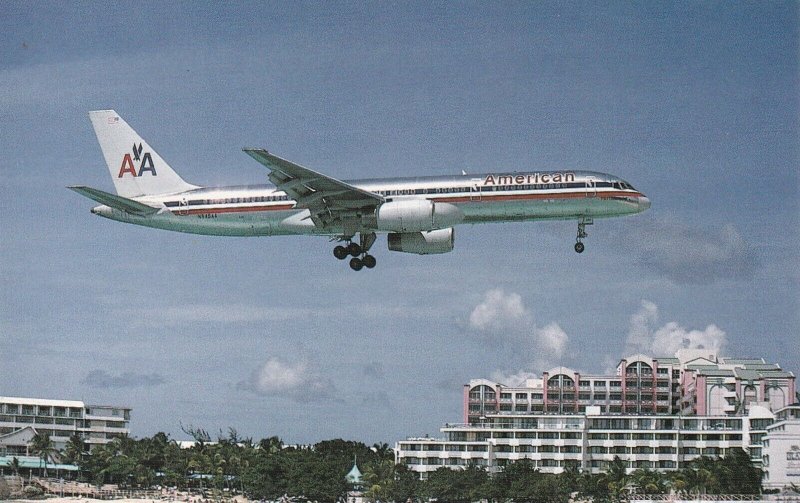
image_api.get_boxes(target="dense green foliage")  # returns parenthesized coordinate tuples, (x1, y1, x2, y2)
(29, 431, 58, 478)
(64, 432, 762, 501)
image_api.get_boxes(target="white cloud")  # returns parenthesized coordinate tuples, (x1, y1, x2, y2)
(635, 220, 758, 284)
(536, 322, 568, 358)
(238, 357, 334, 399)
(625, 300, 727, 356)
(490, 370, 538, 386)
(468, 288, 530, 331)
(468, 289, 570, 375)
(650, 322, 727, 356)
(626, 300, 659, 351)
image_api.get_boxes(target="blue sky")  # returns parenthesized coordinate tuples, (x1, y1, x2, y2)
(1, 2, 797, 444)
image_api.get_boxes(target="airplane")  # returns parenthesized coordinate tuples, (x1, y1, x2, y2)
(70, 110, 651, 271)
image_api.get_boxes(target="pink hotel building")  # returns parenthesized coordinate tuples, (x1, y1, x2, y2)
(397, 349, 797, 479)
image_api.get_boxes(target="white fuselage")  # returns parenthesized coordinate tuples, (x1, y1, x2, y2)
(90, 170, 650, 237)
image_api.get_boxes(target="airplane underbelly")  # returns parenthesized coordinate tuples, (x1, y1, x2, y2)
(142, 210, 297, 236)
(460, 194, 639, 223)
(460, 197, 582, 222)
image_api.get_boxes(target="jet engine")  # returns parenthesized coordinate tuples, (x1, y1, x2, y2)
(387, 228, 454, 255)
(376, 199, 463, 232)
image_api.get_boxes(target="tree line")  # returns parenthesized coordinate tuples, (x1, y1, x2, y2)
(24, 429, 762, 502)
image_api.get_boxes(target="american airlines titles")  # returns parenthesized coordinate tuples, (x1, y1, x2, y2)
(483, 172, 575, 186)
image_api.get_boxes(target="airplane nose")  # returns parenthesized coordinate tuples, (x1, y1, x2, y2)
(638, 196, 651, 211)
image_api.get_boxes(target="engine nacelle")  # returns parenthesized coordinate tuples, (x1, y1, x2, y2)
(376, 199, 463, 232)
(387, 228, 455, 255)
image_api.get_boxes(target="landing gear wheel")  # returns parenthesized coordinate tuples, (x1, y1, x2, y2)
(362, 254, 377, 269)
(347, 242, 362, 257)
(333, 245, 349, 260)
(574, 218, 592, 254)
(349, 257, 364, 271)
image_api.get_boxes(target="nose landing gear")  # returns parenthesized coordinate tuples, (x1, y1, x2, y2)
(575, 217, 593, 254)
(333, 232, 377, 270)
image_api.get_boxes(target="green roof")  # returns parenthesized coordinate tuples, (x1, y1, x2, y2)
(742, 364, 780, 371)
(735, 369, 761, 380)
(759, 371, 793, 378)
(734, 368, 794, 379)
(346, 461, 362, 484)
(699, 370, 735, 377)
(0, 456, 78, 471)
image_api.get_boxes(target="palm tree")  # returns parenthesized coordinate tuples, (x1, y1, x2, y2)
(10, 457, 20, 478)
(606, 456, 629, 501)
(362, 458, 395, 502)
(371, 442, 393, 462)
(686, 456, 718, 495)
(30, 431, 58, 478)
(630, 468, 666, 494)
(258, 436, 284, 455)
(666, 470, 688, 497)
(61, 434, 86, 466)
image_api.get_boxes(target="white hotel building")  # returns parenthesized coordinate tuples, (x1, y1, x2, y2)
(396, 350, 798, 484)
(0, 396, 131, 455)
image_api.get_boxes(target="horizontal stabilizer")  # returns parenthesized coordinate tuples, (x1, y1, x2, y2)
(68, 186, 160, 215)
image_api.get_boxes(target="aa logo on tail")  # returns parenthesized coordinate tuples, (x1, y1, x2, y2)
(118, 143, 157, 178)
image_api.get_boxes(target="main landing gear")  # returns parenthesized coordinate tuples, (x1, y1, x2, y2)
(333, 232, 377, 271)
(574, 217, 593, 254)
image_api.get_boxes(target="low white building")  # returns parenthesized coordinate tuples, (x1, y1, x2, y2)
(0, 396, 131, 455)
(396, 350, 797, 479)
(397, 405, 778, 477)
(762, 404, 800, 491)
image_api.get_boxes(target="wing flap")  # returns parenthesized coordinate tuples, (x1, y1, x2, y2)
(243, 149, 383, 213)
(68, 186, 160, 216)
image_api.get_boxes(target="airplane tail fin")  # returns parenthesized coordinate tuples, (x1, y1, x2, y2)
(89, 110, 198, 198)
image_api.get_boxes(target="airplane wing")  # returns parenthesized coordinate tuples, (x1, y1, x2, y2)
(68, 186, 160, 216)
(243, 148, 384, 229)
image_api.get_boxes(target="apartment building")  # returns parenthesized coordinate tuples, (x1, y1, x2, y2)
(398, 350, 795, 478)
(0, 396, 131, 455)
(761, 404, 800, 490)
